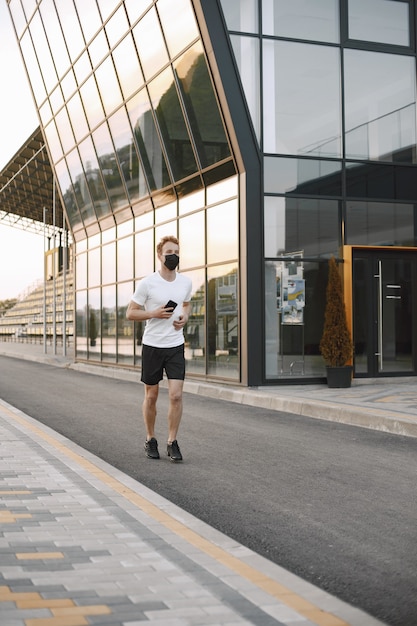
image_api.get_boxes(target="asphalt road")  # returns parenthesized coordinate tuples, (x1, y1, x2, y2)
(1, 355, 416, 626)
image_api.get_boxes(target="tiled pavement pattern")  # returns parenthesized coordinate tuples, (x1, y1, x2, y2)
(0, 400, 386, 626)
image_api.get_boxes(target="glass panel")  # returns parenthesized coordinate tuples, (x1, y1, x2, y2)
(179, 212, 205, 269)
(230, 35, 260, 141)
(207, 263, 239, 379)
(44, 120, 63, 163)
(93, 123, 128, 211)
(73, 0, 102, 43)
(112, 34, 144, 100)
(179, 189, 204, 216)
(9, 0, 27, 38)
(117, 282, 134, 364)
(220, 0, 258, 33)
(264, 156, 342, 195)
(105, 5, 129, 48)
(102, 241, 116, 284)
(95, 56, 122, 116)
(80, 75, 105, 132)
(55, 0, 85, 63)
(88, 30, 109, 68)
(61, 69, 77, 101)
(264, 197, 340, 257)
(344, 50, 416, 163)
(88, 288, 101, 360)
(155, 201, 177, 224)
(184, 268, 206, 375)
(39, 100, 53, 126)
(265, 260, 327, 379)
(96, 0, 121, 22)
(49, 85, 64, 115)
(348, 0, 410, 46)
(352, 257, 369, 374)
(55, 106, 75, 154)
(88, 247, 100, 287)
(263, 40, 341, 157)
(55, 159, 84, 231)
(40, 0, 71, 78)
(207, 199, 238, 264)
(124, 0, 152, 25)
(174, 43, 231, 168)
(148, 68, 198, 181)
(117, 236, 134, 282)
(29, 12, 57, 93)
(102, 284, 116, 362)
(66, 92, 90, 142)
(108, 106, 148, 201)
(78, 136, 111, 219)
(20, 31, 46, 104)
(207, 175, 238, 204)
(346, 201, 415, 246)
(75, 289, 87, 358)
(132, 7, 169, 80)
(126, 88, 172, 190)
(262, 0, 339, 43)
(346, 162, 417, 201)
(135, 229, 154, 278)
(75, 253, 87, 290)
(157, 0, 199, 58)
(74, 52, 92, 85)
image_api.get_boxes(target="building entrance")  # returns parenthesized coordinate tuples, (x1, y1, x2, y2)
(352, 250, 416, 377)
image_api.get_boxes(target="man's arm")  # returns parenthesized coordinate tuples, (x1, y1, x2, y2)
(173, 301, 191, 330)
(126, 300, 175, 321)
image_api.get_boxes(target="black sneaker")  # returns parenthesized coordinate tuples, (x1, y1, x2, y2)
(144, 437, 160, 459)
(167, 440, 183, 462)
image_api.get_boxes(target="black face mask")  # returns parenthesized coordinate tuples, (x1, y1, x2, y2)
(164, 253, 179, 271)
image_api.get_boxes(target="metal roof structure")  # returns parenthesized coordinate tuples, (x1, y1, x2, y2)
(0, 127, 65, 237)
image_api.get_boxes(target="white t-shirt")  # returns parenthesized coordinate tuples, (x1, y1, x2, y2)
(131, 271, 192, 348)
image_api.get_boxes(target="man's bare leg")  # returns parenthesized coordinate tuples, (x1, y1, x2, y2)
(143, 384, 159, 440)
(167, 379, 184, 443)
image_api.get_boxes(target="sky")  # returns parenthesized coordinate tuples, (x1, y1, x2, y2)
(0, 0, 43, 300)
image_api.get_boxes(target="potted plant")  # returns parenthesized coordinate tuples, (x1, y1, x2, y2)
(319, 256, 353, 388)
(89, 309, 98, 347)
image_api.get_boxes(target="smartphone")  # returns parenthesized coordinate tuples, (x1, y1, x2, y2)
(164, 300, 177, 310)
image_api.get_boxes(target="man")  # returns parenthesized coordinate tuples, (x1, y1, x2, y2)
(126, 235, 192, 462)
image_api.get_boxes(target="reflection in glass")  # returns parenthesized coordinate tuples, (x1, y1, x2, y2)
(95, 57, 122, 116)
(264, 260, 327, 379)
(67, 92, 90, 142)
(262, 0, 339, 42)
(207, 175, 238, 204)
(179, 212, 205, 269)
(93, 123, 128, 211)
(57, 1, 85, 62)
(49, 85, 64, 115)
(157, 0, 199, 58)
(124, 0, 152, 25)
(61, 70, 77, 101)
(74, 52, 92, 86)
(183, 268, 205, 375)
(73, 0, 102, 44)
(179, 189, 204, 215)
(117, 236, 134, 282)
(102, 285, 116, 362)
(220, 0, 258, 32)
(132, 8, 169, 80)
(117, 282, 134, 364)
(264, 197, 340, 258)
(127, 88, 172, 190)
(108, 107, 148, 202)
(102, 242, 116, 285)
(174, 43, 232, 168)
(207, 200, 238, 264)
(75, 289, 87, 358)
(44, 120, 63, 163)
(263, 40, 341, 157)
(264, 156, 342, 195)
(105, 5, 129, 48)
(207, 263, 239, 379)
(78, 136, 111, 219)
(148, 68, 198, 181)
(96, 0, 121, 22)
(346, 201, 414, 246)
(9, 0, 27, 38)
(88, 247, 100, 288)
(80, 75, 105, 131)
(39, 0, 70, 78)
(348, 0, 409, 46)
(75, 253, 87, 290)
(344, 50, 416, 162)
(55, 159, 84, 231)
(230, 35, 260, 140)
(88, 30, 108, 68)
(112, 34, 144, 100)
(88, 287, 101, 360)
(135, 229, 154, 279)
(55, 106, 75, 154)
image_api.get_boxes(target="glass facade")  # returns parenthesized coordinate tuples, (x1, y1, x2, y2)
(8, 0, 417, 385)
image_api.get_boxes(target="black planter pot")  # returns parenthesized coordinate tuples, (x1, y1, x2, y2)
(326, 365, 352, 388)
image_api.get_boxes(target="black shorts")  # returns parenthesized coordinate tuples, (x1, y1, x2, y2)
(141, 344, 185, 385)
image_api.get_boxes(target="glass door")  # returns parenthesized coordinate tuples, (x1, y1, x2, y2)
(353, 250, 416, 377)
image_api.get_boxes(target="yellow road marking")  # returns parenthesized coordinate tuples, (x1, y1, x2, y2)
(2, 406, 351, 626)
